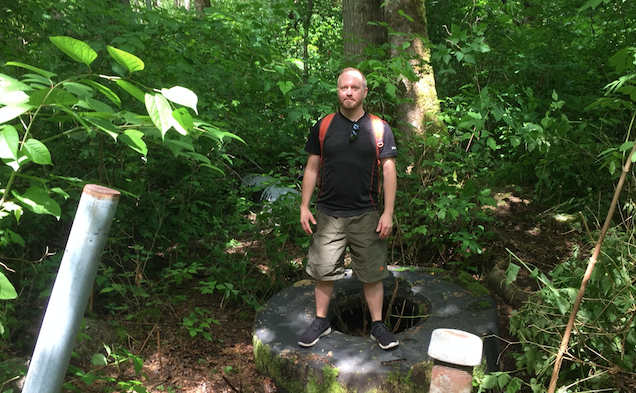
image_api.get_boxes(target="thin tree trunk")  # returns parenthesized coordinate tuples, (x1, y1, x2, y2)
(303, 0, 314, 83)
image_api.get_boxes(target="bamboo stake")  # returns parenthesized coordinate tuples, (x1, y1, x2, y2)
(547, 136, 636, 393)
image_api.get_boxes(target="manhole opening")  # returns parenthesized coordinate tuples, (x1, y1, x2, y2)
(330, 292, 431, 337)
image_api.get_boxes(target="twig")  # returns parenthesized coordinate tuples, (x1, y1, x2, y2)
(157, 329, 162, 370)
(223, 375, 240, 392)
(579, 211, 594, 243)
(392, 300, 407, 333)
(138, 318, 160, 354)
(384, 281, 399, 325)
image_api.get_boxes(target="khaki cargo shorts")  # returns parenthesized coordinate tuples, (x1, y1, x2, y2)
(306, 210, 389, 283)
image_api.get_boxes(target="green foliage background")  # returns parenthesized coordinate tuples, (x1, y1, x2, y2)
(1, 0, 636, 391)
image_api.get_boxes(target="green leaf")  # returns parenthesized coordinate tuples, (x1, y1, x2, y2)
(29, 88, 78, 107)
(0, 126, 20, 161)
(183, 152, 211, 165)
(164, 139, 195, 157)
(12, 186, 61, 219)
(119, 130, 147, 156)
(161, 86, 198, 115)
(6, 229, 24, 246)
(107, 46, 145, 73)
(0, 104, 32, 124)
(63, 82, 94, 98)
(81, 80, 121, 107)
(5, 61, 57, 79)
(277, 81, 294, 96)
(0, 75, 31, 105)
(50, 36, 98, 66)
(0, 272, 18, 300)
(23, 139, 53, 165)
(114, 80, 145, 102)
(145, 93, 173, 137)
(631, 152, 636, 163)
(86, 118, 119, 141)
(579, 0, 604, 12)
(620, 141, 634, 152)
(91, 353, 108, 366)
(487, 137, 497, 151)
(171, 108, 193, 136)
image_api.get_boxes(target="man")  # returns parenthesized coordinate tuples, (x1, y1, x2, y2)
(298, 68, 398, 350)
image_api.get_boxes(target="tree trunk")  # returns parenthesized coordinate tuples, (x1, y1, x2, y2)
(384, 0, 441, 139)
(195, 0, 210, 13)
(342, 0, 386, 62)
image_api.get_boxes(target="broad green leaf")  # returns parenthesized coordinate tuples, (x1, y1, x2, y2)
(114, 80, 145, 102)
(23, 139, 53, 165)
(86, 97, 114, 113)
(0, 126, 20, 161)
(5, 62, 57, 79)
(0, 272, 18, 300)
(505, 263, 521, 285)
(107, 46, 145, 73)
(286, 58, 304, 70)
(487, 137, 497, 151)
(81, 80, 121, 107)
(5, 229, 24, 247)
(63, 82, 94, 98)
(200, 125, 246, 145)
(145, 93, 173, 137)
(29, 88, 78, 107)
(161, 86, 198, 115)
(0, 73, 31, 91)
(619, 141, 634, 152)
(50, 36, 97, 66)
(12, 186, 61, 219)
(579, 0, 604, 12)
(171, 108, 193, 136)
(632, 152, 636, 163)
(119, 130, 147, 156)
(0, 104, 32, 124)
(183, 151, 211, 165)
(51, 187, 70, 199)
(164, 139, 195, 157)
(0, 78, 31, 106)
(86, 117, 119, 141)
(91, 353, 108, 366)
(277, 81, 294, 96)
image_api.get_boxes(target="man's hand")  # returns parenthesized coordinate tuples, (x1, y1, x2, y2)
(376, 211, 393, 239)
(300, 206, 317, 235)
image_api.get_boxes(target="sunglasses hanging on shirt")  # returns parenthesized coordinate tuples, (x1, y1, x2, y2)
(350, 123, 359, 143)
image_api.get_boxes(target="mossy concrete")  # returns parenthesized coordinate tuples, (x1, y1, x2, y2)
(253, 267, 499, 392)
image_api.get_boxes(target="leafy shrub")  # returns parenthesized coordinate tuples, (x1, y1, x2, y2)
(508, 230, 635, 391)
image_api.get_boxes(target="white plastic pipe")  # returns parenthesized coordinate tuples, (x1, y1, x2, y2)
(23, 185, 120, 393)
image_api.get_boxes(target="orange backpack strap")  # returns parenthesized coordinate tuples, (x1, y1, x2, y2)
(318, 113, 336, 160)
(369, 114, 386, 163)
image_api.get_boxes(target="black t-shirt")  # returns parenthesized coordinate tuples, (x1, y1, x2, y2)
(304, 112, 398, 217)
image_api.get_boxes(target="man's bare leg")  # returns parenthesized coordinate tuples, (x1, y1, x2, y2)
(363, 281, 384, 321)
(315, 279, 335, 318)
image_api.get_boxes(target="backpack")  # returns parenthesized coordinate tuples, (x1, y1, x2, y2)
(318, 113, 386, 165)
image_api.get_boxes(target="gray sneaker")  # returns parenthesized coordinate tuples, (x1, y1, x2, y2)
(298, 318, 331, 347)
(371, 323, 399, 350)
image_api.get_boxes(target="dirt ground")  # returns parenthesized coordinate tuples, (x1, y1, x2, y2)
(59, 191, 627, 392)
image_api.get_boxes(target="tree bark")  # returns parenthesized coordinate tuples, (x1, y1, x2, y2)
(384, 0, 441, 139)
(195, 0, 210, 13)
(342, 0, 386, 62)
